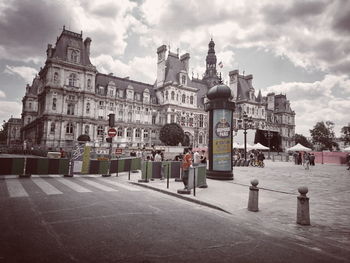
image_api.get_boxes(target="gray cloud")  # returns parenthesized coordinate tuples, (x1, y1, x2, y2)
(0, 0, 73, 61)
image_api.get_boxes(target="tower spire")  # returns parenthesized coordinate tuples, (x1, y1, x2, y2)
(203, 38, 220, 88)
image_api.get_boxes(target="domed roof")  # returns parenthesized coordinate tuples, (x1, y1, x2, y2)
(207, 83, 232, 100)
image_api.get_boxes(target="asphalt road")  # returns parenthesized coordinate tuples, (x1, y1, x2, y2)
(0, 176, 347, 263)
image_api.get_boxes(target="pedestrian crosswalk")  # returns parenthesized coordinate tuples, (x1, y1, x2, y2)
(2, 177, 141, 198)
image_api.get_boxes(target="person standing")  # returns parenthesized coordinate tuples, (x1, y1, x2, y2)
(304, 152, 310, 170)
(193, 150, 201, 166)
(309, 153, 315, 166)
(200, 150, 207, 164)
(182, 148, 192, 190)
(154, 151, 162, 162)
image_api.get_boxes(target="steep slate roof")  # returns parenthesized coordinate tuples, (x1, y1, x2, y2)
(95, 73, 156, 98)
(51, 28, 92, 66)
(164, 52, 187, 83)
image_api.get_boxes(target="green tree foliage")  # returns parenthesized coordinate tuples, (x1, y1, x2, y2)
(341, 124, 350, 146)
(294, 133, 313, 149)
(159, 123, 185, 146)
(0, 121, 7, 142)
(310, 121, 338, 151)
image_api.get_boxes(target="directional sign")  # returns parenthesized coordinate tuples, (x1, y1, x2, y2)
(108, 128, 117, 137)
(115, 148, 123, 155)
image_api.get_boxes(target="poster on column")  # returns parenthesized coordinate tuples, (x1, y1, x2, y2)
(212, 109, 232, 171)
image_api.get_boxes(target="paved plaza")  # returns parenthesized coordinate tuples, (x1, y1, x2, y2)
(128, 160, 350, 261)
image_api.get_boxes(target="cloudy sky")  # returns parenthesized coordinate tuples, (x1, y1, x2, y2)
(0, 0, 349, 136)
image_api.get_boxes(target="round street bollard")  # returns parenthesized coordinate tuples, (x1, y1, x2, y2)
(248, 179, 259, 212)
(297, 186, 310, 225)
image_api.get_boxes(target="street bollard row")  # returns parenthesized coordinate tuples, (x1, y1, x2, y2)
(247, 179, 311, 226)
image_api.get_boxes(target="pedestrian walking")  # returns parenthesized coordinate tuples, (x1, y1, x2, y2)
(304, 152, 310, 170)
(346, 153, 350, 171)
(181, 148, 192, 190)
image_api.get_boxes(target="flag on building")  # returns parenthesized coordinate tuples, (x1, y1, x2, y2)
(218, 61, 223, 68)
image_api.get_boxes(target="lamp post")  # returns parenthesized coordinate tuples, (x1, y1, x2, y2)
(237, 113, 254, 161)
(264, 129, 273, 159)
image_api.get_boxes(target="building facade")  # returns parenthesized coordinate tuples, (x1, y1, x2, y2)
(20, 28, 295, 151)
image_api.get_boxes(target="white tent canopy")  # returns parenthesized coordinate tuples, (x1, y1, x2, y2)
(343, 146, 350, 152)
(253, 143, 269, 150)
(286, 143, 312, 152)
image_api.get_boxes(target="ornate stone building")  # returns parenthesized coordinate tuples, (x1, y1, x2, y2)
(20, 28, 295, 151)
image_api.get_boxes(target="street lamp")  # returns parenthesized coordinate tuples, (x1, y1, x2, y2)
(237, 113, 254, 161)
(264, 129, 273, 159)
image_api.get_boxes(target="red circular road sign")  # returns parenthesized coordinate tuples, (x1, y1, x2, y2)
(108, 128, 117, 137)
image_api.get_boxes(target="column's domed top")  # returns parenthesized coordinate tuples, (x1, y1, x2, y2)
(207, 83, 232, 100)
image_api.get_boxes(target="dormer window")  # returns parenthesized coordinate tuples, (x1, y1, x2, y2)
(70, 50, 79, 63)
(181, 75, 186, 85)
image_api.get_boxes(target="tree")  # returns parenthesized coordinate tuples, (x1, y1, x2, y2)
(159, 123, 185, 146)
(0, 121, 7, 143)
(294, 133, 313, 149)
(341, 124, 350, 146)
(310, 121, 338, 151)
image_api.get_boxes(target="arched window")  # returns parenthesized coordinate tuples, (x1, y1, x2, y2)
(182, 94, 186, 103)
(118, 110, 123, 121)
(27, 117, 31, 124)
(52, 98, 57, 110)
(126, 128, 132, 138)
(165, 91, 168, 100)
(69, 73, 77, 87)
(67, 103, 74, 115)
(50, 122, 55, 133)
(190, 96, 194, 104)
(84, 125, 89, 135)
(117, 127, 123, 137)
(171, 91, 175, 100)
(53, 72, 59, 83)
(135, 128, 141, 138)
(87, 79, 91, 89)
(86, 102, 90, 114)
(181, 75, 186, 84)
(176, 94, 179, 101)
(28, 102, 32, 109)
(66, 123, 73, 134)
(199, 134, 203, 144)
(128, 112, 132, 122)
(97, 125, 104, 136)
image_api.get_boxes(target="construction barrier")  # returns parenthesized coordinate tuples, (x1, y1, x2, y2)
(88, 160, 109, 175)
(161, 161, 181, 179)
(141, 161, 162, 179)
(110, 158, 141, 174)
(25, 158, 69, 175)
(0, 158, 25, 175)
(187, 165, 207, 189)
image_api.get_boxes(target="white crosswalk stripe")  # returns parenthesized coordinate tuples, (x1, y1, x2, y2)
(56, 178, 92, 193)
(100, 179, 140, 192)
(31, 178, 63, 195)
(5, 180, 29, 197)
(76, 178, 118, 192)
